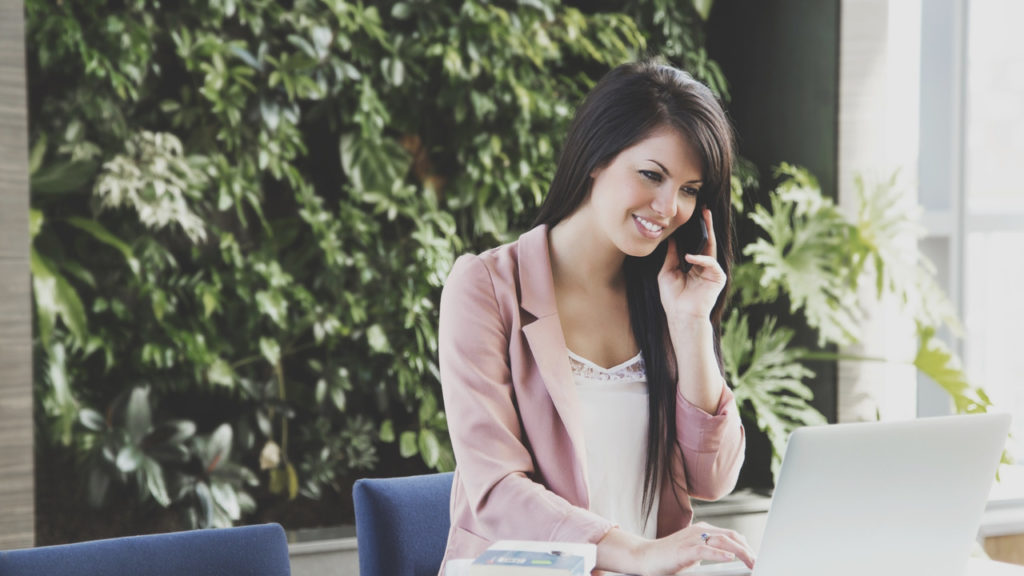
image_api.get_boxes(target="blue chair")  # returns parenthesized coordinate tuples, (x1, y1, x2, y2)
(353, 472, 454, 576)
(0, 523, 290, 576)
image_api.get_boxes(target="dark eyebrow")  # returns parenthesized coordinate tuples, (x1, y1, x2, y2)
(645, 159, 703, 185)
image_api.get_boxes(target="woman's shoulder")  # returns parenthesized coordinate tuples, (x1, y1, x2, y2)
(443, 224, 549, 317)
(448, 224, 547, 284)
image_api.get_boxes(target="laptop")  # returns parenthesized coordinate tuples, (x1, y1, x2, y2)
(687, 413, 1012, 576)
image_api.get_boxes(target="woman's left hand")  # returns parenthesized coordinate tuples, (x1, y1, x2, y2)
(658, 207, 727, 324)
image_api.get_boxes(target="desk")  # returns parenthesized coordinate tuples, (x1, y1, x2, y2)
(968, 559, 1024, 575)
(449, 558, 1024, 575)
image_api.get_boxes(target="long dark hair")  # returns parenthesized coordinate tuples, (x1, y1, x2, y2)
(533, 58, 735, 524)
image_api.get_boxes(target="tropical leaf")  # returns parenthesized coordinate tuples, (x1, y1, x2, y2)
(31, 246, 88, 344)
(418, 428, 441, 468)
(66, 216, 140, 275)
(744, 188, 862, 346)
(142, 457, 171, 507)
(724, 310, 826, 480)
(399, 430, 418, 458)
(41, 342, 78, 446)
(125, 386, 152, 442)
(852, 173, 962, 335)
(31, 157, 100, 195)
(914, 325, 991, 414)
(201, 424, 233, 471)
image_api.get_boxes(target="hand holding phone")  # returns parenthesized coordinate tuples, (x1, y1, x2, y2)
(680, 216, 708, 274)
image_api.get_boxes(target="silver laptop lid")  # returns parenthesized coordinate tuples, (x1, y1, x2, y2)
(752, 413, 1011, 576)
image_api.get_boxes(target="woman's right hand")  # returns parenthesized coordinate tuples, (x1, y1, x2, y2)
(637, 522, 756, 575)
(597, 522, 755, 575)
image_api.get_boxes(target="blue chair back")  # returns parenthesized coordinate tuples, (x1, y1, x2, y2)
(353, 472, 454, 576)
(0, 523, 290, 576)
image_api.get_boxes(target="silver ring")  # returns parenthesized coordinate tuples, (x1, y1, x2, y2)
(701, 532, 711, 544)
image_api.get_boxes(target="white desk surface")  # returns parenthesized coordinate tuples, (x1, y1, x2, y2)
(682, 559, 1024, 576)
(969, 558, 1024, 575)
(450, 558, 1024, 575)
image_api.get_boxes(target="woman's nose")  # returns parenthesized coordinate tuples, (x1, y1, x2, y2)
(650, 188, 677, 219)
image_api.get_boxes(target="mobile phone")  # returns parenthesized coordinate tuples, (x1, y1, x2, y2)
(678, 214, 708, 274)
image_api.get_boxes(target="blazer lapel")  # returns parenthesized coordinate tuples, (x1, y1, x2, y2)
(517, 225, 590, 504)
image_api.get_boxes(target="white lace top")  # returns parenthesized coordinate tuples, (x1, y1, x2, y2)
(569, 349, 659, 538)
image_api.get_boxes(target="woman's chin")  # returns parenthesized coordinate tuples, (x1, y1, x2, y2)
(619, 240, 664, 259)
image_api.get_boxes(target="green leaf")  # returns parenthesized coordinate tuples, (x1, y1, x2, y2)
(285, 462, 299, 500)
(150, 419, 196, 445)
(692, 0, 715, 20)
(126, 386, 152, 442)
(315, 378, 327, 404)
(29, 208, 43, 238)
(29, 133, 47, 175)
(207, 358, 235, 387)
(53, 269, 89, 340)
(31, 250, 57, 349)
(211, 481, 241, 519)
(66, 217, 140, 275)
(418, 429, 441, 468)
(229, 46, 260, 70)
(287, 34, 317, 59)
(330, 385, 346, 412)
(256, 291, 288, 326)
(744, 168, 863, 346)
(260, 99, 280, 131)
(269, 467, 287, 495)
(205, 424, 233, 471)
(42, 342, 76, 445)
(116, 445, 143, 473)
(914, 325, 991, 414)
(202, 289, 219, 318)
(259, 338, 281, 366)
(31, 247, 88, 342)
(31, 158, 99, 195)
(399, 430, 418, 458)
(724, 310, 824, 480)
(79, 408, 106, 431)
(418, 391, 437, 425)
(366, 324, 390, 353)
(382, 57, 405, 87)
(311, 26, 332, 59)
(142, 457, 171, 507)
(195, 481, 215, 528)
(379, 419, 395, 443)
(391, 3, 411, 19)
(256, 410, 272, 437)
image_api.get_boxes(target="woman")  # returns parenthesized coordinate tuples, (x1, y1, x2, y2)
(438, 59, 754, 575)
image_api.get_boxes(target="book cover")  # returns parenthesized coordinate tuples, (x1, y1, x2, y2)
(468, 549, 587, 576)
(488, 540, 597, 574)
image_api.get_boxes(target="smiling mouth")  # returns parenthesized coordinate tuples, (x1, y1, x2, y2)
(633, 214, 665, 234)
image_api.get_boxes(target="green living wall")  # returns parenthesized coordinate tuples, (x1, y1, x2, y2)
(28, 0, 986, 543)
(28, 0, 739, 541)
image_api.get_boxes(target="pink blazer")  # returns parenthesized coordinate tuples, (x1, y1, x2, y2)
(437, 224, 745, 572)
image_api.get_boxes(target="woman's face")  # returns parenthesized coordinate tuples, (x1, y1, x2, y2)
(584, 125, 703, 258)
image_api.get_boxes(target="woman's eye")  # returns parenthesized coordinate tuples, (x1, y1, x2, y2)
(640, 170, 662, 183)
(680, 187, 700, 197)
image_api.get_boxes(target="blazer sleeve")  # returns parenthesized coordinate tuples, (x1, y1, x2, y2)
(675, 379, 745, 501)
(439, 254, 615, 543)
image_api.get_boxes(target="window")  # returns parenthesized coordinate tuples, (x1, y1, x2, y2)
(963, 0, 1024, 462)
(919, 0, 1024, 464)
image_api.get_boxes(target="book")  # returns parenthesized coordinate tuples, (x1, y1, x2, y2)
(488, 541, 596, 574)
(468, 549, 586, 576)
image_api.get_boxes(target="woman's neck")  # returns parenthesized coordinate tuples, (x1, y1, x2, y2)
(547, 209, 627, 295)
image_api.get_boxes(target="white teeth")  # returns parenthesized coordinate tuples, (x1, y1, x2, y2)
(635, 215, 663, 232)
